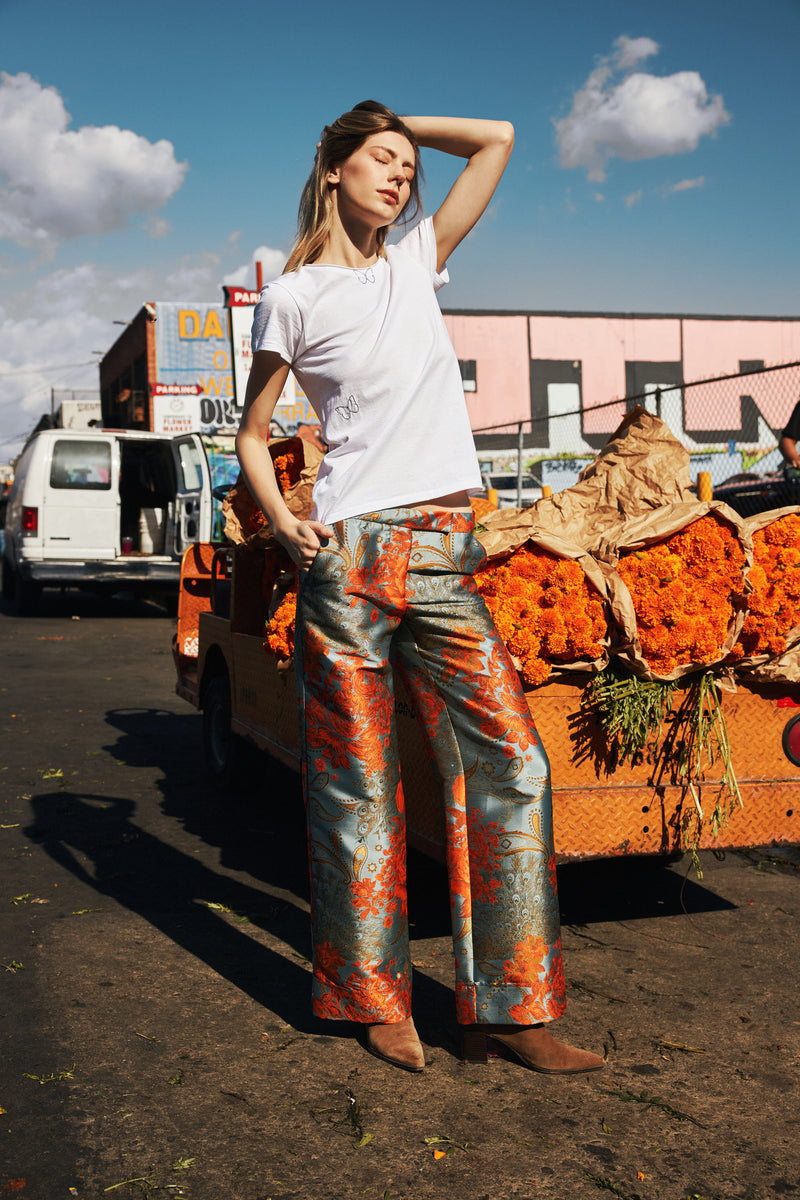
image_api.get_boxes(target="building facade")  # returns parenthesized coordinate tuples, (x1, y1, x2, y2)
(100, 303, 800, 487)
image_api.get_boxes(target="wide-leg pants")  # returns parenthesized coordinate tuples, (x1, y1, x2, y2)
(295, 507, 566, 1026)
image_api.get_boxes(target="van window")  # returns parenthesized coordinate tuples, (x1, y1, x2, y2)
(50, 440, 111, 490)
(176, 439, 204, 491)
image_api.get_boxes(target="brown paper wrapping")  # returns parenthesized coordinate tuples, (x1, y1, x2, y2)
(734, 505, 800, 677)
(743, 641, 800, 684)
(222, 437, 323, 547)
(596, 501, 752, 683)
(477, 406, 695, 558)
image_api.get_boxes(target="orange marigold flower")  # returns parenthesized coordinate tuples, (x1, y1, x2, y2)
(732, 513, 800, 659)
(264, 582, 298, 660)
(236, 488, 268, 537)
(476, 544, 606, 687)
(271, 438, 306, 494)
(618, 515, 746, 675)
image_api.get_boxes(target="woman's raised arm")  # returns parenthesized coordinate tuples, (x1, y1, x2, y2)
(401, 115, 514, 271)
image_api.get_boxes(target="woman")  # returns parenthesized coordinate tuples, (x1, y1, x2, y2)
(236, 101, 603, 1076)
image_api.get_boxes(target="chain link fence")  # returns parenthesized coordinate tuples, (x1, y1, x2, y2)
(474, 361, 800, 512)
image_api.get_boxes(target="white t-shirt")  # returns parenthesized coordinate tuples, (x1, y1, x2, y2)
(250, 217, 482, 525)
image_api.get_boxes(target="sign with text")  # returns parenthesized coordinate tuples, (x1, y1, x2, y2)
(154, 302, 238, 432)
(224, 292, 318, 435)
(152, 392, 202, 435)
(224, 287, 260, 307)
(153, 382, 203, 397)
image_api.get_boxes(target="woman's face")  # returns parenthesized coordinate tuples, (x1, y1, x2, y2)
(328, 131, 416, 229)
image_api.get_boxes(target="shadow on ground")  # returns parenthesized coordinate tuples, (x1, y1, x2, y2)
(1, 586, 173, 620)
(25, 699, 734, 1055)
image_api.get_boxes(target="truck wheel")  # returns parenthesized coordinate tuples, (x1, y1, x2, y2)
(202, 672, 242, 786)
(1, 555, 13, 606)
(1, 557, 41, 616)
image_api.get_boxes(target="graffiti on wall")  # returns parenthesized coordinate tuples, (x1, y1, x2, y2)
(444, 312, 800, 464)
(153, 303, 239, 434)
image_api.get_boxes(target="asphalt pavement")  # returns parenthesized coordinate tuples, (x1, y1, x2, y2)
(1, 588, 799, 1200)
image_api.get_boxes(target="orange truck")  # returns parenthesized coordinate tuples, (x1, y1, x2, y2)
(173, 541, 800, 862)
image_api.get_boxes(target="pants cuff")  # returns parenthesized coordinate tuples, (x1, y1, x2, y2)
(312, 974, 412, 1024)
(456, 980, 567, 1026)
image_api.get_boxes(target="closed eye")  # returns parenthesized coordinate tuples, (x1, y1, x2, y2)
(371, 147, 415, 181)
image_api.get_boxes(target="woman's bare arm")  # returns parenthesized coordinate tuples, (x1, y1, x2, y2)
(780, 434, 800, 468)
(235, 350, 332, 569)
(402, 115, 514, 271)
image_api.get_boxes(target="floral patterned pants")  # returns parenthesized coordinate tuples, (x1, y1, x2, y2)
(295, 507, 566, 1026)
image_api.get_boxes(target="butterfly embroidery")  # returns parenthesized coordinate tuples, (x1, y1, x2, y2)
(335, 395, 359, 420)
(355, 268, 375, 285)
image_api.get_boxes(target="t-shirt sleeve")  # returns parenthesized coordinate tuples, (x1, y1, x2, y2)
(250, 281, 303, 363)
(393, 217, 450, 292)
(782, 399, 800, 440)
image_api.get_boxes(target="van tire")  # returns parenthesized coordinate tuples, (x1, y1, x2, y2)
(2, 557, 41, 616)
(1, 555, 12, 606)
(202, 671, 242, 787)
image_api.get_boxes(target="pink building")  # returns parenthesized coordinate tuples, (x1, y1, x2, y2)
(442, 310, 800, 457)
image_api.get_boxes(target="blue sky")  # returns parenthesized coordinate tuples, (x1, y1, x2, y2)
(1, 0, 798, 454)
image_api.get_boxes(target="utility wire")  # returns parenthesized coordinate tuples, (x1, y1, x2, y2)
(1, 362, 99, 454)
(0, 360, 96, 378)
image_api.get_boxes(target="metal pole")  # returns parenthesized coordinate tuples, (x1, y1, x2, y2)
(516, 422, 524, 507)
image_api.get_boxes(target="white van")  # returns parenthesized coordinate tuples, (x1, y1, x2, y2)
(2, 428, 213, 613)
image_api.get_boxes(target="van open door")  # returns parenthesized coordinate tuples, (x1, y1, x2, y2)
(171, 434, 212, 553)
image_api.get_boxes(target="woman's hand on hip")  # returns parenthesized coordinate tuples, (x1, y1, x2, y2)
(275, 517, 334, 572)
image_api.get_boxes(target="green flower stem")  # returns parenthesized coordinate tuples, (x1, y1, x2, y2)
(589, 665, 742, 873)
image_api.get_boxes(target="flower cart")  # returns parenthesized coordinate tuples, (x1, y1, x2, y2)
(172, 418, 800, 863)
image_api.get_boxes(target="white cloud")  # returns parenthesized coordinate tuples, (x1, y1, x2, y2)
(613, 35, 658, 71)
(224, 244, 286, 289)
(115, 273, 147, 292)
(147, 216, 171, 239)
(163, 253, 222, 300)
(625, 190, 643, 208)
(0, 242, 289, 456)
(555, 36, 730, 182)
(0, 72, 187, 248)
(223, 244, 286, 288)
(0, 300, 106, 453)
(670, 176, 705, 192)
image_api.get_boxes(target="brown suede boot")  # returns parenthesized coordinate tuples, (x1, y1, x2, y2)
(364, 1016, 426, 1073)
(462, 1022, 605, 1074)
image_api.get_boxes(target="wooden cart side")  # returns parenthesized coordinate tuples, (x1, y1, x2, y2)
(229, 632, 302, 773)
(174, 542, 800, 862)
(397, 677, 800, 862)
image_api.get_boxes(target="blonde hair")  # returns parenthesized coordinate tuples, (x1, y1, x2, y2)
(284, 100, 423, 274)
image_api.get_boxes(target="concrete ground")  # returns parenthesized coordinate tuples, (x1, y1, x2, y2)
(1, 590, 799, 1200)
